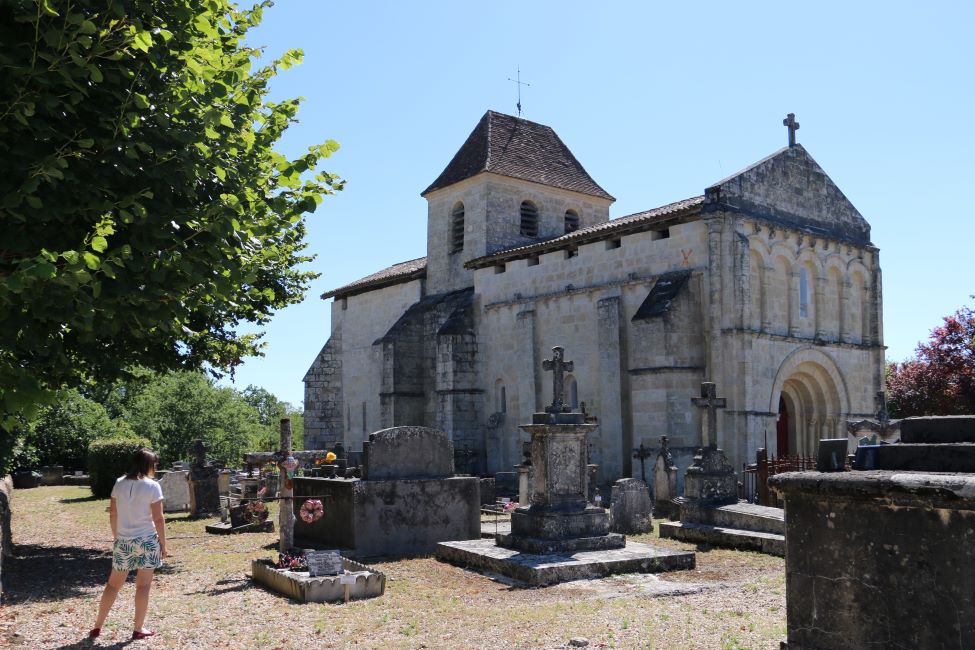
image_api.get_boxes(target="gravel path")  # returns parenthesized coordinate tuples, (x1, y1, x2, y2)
(1, 486, 785, 649)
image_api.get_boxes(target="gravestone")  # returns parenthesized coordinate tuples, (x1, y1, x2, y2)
(609, 478, 653, 534)
(682, 383, 737, 506)
(158, 470, 191, 513)
(39, 465, 65, 486)
(294, 426, 480, 557)
(652, 436, 679, 517)
(187, 440, 220, 516)
(361, 427, 454, 480)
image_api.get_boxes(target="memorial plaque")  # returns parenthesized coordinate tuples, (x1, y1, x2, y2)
(306, 549, 343, 577)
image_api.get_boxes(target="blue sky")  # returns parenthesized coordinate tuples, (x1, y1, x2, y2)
(222, 1, 975, 406)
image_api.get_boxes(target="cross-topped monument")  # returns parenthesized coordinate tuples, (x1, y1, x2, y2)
(783, 112, 800, 147)
(542, 346, 573, 414)
(691, 381, 727, 449)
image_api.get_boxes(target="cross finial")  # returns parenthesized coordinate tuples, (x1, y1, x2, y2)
(783, 113, 800, 147)
(690, 381, 727, 449)
(542, 346, 573, 414)
(507, 67, 530, 117)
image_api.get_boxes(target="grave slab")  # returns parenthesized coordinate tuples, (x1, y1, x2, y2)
(251, 556, 384, 603)
(435, 539, 694, 586)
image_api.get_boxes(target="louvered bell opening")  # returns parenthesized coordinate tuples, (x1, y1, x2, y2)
(451, 204, 465, 253)
(520, 201, 538, 238)
(564, 210, 579, 233)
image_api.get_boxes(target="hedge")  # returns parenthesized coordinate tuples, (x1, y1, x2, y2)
(88, 436, 153, 498)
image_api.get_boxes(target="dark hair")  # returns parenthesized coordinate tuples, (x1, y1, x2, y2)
(125, 448, 159, 479)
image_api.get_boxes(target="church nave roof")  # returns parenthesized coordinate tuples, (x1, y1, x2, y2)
(321, 256, 426, 300)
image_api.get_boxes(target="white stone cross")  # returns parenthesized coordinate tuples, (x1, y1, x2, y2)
(691, 382, 727, 449)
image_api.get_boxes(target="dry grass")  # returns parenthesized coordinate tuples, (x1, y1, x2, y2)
(1, 486, 785, 649)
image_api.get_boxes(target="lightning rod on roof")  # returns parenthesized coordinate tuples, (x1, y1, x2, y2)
(508, 67, 530, 117)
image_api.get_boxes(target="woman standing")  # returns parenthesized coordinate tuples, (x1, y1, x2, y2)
(90, 448, 167, 640)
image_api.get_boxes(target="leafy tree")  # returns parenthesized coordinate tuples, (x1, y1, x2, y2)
(241, 384, 303, 451)
(0, 0, 342, 441)
(17, 389, 129, 471)
(126, 371, 265, 465)
(887, 303, 975, 417)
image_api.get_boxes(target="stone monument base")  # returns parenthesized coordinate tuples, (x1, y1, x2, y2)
(436, 539, 695, 586)
(509, 505, 612, 540)
(496, 532, 625, 554)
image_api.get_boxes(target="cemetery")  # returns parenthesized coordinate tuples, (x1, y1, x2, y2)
(4, 339, 975, 647)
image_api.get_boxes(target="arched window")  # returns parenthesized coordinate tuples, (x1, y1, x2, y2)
(520, 201, 538, 237)
(564, 209, 580, 233)
(495, 380, 507, 413)
(799, 267, 809, 318)
(450, 202, 465, 253)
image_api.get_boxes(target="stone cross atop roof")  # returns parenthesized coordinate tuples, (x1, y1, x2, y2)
(783, 113, 800, 147)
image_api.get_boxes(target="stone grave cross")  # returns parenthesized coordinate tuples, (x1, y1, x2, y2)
(691, 381, 727, 449)
(632, 442, 653, 483)
(542, 346, 573, 414)
(783, 112, 800, 147)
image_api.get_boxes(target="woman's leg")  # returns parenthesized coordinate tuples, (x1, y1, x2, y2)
(94, 569, 128, 629)
(132, 568, 155, 632)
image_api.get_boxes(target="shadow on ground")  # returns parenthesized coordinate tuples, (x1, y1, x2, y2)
(60, 495, 101, 504)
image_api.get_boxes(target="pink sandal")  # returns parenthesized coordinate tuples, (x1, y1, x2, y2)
(88, 628, 101, 638)
(132, 629, 156, 640)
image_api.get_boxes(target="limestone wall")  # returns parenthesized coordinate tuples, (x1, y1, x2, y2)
(306, 279, 424, 451)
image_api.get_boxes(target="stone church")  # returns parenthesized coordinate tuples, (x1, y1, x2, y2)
(304, 110, 885, 482)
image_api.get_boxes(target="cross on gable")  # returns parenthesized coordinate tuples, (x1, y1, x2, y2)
(542, 346, 573, 414)
(783, 113, 800, 147)
(691, 381, 727, 448)
(507, 67, 531, 117)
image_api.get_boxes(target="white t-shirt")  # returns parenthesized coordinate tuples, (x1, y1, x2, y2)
(111, 477, 164, 539)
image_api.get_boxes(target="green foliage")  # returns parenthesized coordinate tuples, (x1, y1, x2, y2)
(17, 389, 127, 471)
(241, 384, 303, 451)
(127, 371, 265, 465)
(88, 435, 153, 498)
(0, 0, 342, 433)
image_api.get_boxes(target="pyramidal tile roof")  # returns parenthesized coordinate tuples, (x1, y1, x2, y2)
(421, 111, 614, 200)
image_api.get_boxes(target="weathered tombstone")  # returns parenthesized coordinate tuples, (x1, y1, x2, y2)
(12, 471, 41, 489)
(294, 425, 480, 557)
(158, 470, 191, 513)
(816, 438, 849, 472)
(682, 383, 737, 506)
(187, 440, 220, 516)
(39, 465, 64, 486)
(609, 478, 653, 534)
(652, 436, 679, 517)
(217, 470, 232, 495)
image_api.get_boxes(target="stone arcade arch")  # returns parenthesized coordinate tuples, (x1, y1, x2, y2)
(769, 348, 850, 456)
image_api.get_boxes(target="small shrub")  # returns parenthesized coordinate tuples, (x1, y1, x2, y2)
(87, 436, 152, 498)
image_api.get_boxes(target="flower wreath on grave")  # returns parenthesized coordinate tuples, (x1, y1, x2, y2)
(244, 486, 270, 524)
(299, 499, 324, 523)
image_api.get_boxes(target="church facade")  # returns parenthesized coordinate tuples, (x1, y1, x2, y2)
(304, 110, 885, 482)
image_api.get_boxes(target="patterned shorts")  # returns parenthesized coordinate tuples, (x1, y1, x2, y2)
(112, 534, 162, 571)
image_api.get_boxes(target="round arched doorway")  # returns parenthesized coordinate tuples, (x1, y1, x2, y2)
(770, 349, 850, 456)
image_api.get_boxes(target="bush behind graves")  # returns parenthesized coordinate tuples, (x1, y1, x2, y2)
(88, 436, 153, 498)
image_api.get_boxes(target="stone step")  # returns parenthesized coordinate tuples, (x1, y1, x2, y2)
(859, 443, 975, 472)
(703, 503, 785, 535)
(900, 416, 975, 444)
(658, 521, 785, 557)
